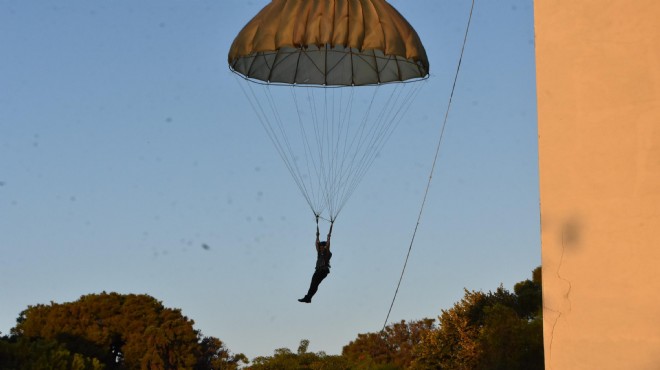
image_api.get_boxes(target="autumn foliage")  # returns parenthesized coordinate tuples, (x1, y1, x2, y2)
(0, 292, 246, 370)
(0, 268, 542, 369)
(245, 266, 543, 370)
(337, 267, 543, 369)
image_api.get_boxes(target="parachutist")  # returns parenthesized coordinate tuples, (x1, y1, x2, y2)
(299, 221, 333, 303)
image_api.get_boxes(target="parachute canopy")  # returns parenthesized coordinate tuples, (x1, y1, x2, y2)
(228, 0, 429, 86)
(229, 0, 429, 221)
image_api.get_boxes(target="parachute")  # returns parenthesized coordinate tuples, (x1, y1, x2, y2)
(229, 0, 429, 222)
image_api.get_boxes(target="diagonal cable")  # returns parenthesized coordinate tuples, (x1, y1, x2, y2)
(382, 0, 476, 331)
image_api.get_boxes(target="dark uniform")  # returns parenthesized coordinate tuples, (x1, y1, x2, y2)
(305, 248, 331, 300)
(299, 222, 333, 303)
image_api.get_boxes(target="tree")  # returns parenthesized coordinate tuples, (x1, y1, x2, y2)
(2, 267, 543, 369)
(8, 292, 245, 370)
(197, 336, 248, 370)
(412, 290, 491, 370)
(411, 267, 543, 370)
(342, 319, 436, 369)
(513, 266, 543, 319)
(0, 335, 105, 370)
(247, 339, 349, 370)
(477, 266, 543, 370)
(476, 304, 543, 370)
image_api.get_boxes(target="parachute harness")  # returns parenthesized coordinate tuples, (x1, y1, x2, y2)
(382, 0, 476, 331)
(315, 213, 333, 225)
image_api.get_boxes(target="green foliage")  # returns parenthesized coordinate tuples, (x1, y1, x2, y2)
(197, 336, 248, 370)
(2, 267, 542, 370)
(247, 340, 350, 370)
(477, 304, 543, 370)
(343, 267, 544, 370)
(411, 267, 544, 370)
(5, 292, 245, 370)
(0, 335, 105, 370)
(342, 319, 435, 370)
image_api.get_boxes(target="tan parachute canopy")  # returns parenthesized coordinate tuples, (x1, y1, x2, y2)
(228, 0, 429, 86)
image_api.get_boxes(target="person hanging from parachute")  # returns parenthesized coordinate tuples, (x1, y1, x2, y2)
(298, 216, 333, 303)
(228, 0, 429, 300)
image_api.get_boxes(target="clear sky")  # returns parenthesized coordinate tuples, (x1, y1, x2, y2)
(0, 0, 538, 361)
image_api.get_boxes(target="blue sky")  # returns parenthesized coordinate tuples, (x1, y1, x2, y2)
(0, 0, 538, 360)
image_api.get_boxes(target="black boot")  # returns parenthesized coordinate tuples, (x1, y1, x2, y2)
(298, 296, 311, 303)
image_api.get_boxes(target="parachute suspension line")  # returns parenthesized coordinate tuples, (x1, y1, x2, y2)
(324, 88, 340, 220)
(327, 88, 338, 217)
(291, 86, 325, 216)
(335, 85, 391, 215)
(382, 0, 475, 332)
(331, 88, 345, 219)
(275, 90, 320, 214)
(235, 75, 319, 216)
(236, 77, 296, 191)
(330, 87, 357, 218)
(327, 86, 356, 218)
(326, 88, 340, 218)
(331, 86, 380, 216)
(322, 89, 334, 217)
(342, 82, 420, 204)
(309, 87, 328, 213)
(238, 73, 426, 223)
(264, 85, 319, 213)
(335, 81, 426, 218)
(301, 86, 327, 214)
(325, 87, 347, 219)
(312, 87, 331, 216)
(359, 83, 423, 205)
(321, 87, 371, 219)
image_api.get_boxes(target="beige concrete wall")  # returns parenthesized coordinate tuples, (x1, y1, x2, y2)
(534, 1, 660, 369)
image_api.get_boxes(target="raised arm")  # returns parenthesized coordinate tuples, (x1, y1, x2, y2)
(316, 218, 321, 252)
(326, 222, 334, 250)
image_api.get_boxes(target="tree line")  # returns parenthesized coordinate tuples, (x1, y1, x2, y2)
(0, 267, 542, 369)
